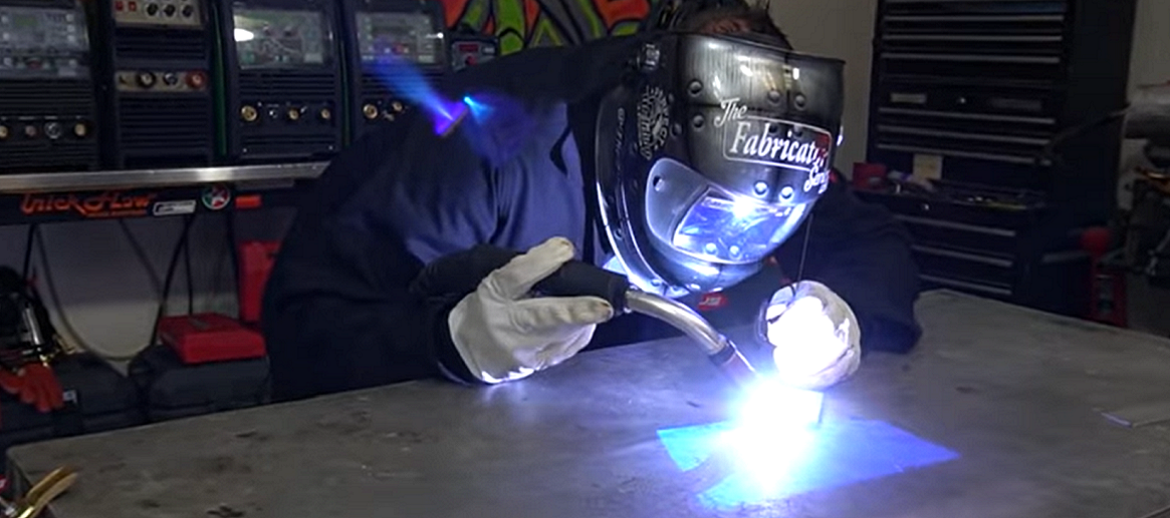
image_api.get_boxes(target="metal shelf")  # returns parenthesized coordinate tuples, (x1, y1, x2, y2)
(0, 162, 327, 193)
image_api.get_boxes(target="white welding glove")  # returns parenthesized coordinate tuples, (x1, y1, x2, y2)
(761, 280, 862, 390)
(448, 237, 615, 384)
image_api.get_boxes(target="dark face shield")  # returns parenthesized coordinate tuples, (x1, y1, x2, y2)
(595, 33, 845, 297)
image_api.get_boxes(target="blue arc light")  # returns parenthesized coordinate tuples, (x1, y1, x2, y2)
(656, 418, 960, 510)
(365, 56, 475, 136)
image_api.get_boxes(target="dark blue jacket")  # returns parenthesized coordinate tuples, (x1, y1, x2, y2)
(261, 35, 921, 401)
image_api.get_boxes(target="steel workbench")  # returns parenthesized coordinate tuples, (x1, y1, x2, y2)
(8, 290, 1170, 517)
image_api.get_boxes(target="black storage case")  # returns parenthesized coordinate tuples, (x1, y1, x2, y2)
(214, 0, 344, 164)
(0, 0, 100, 174)
(88, 0, 217, 169)
(339, 0, 448, 143)
(0, 354, 143, 471)
(128, 345, 269, 422)
(863, 0, 1138, 314)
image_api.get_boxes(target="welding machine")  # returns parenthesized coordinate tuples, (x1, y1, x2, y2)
(447, 30, 496, 73)
(0, 0, 99, 174)
(213, 0, 344, 164)
(339, 0, 447, 142)
(88, 0, 216, 169)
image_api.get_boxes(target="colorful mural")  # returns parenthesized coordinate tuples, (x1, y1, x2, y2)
(440, 0, 657, 55)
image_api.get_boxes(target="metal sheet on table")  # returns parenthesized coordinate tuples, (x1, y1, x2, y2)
(9, 291, 1170, 518)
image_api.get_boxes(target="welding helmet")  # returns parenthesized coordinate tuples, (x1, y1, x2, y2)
(594, 33, 844, 297)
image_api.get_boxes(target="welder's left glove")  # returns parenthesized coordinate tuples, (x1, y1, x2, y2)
(760, 280, 861, 390)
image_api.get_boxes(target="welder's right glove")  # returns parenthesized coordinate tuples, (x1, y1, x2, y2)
(447, 237, 615, 384)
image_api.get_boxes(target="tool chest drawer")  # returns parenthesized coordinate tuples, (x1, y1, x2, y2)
(855, 188, 1087, 312)
(897, 215, 1018, 257)
(912, 243, 1016, 289)
(856, 190, 1038, 255)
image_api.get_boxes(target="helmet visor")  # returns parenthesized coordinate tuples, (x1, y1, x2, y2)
(672, 189, 810, 265)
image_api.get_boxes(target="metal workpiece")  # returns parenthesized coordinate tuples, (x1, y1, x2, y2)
(10, 291, 1170, 518)
(0, 162, 327, 193)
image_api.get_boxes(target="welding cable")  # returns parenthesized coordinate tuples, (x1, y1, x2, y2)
(184, 228, 194, 315)
(225, 212, 241, 306)
(33, 226, 138, 361)
(116, 219, 164, 299)
(794, 212, 815, 282)
(147, 215, 198, 350)
(1035, 108, 1130, 168)
(21, 224, 35, 281)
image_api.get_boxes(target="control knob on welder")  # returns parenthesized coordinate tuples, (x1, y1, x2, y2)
(362, 103, 378, 120)
(186, 71, 206, 89)
(163, 3, 176, 16)
(44, 122, 62, 140)
(391, 101, 404, 113)
(287, 107, 303, 121)
(0, 125, 8, 140)
(162, 72, 179, 86)
(136, 71, 156, 88)
(73, 122, 87, 138)
(319, 107, 332, 121)
(240, 105, 258, 122)
(146, 3, 159, 16)
(181, 4, 194, 17)
(23, 125, 37, 138)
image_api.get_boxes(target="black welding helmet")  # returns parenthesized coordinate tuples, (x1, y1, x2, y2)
(594, 32, 844, 298)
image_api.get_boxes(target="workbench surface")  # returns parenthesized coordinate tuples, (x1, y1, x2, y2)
(10, 291, 1170, 518)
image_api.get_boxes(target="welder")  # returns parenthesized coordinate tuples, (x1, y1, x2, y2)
(261, 0, 922, 401)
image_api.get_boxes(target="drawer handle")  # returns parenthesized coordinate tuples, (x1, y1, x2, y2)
(921, 274, 1013, 296)
(878, 107, 1056, 125)
(913, 245, 1014, 268)
(876, 143, 1037, 165)
(895, 215, 1018, 238)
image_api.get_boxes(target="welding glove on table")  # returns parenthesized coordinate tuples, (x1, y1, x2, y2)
(761, 280, 862, 390)
(446, 238, 615, 384)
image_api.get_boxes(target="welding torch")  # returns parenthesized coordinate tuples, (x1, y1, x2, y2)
(413, 245, 761, 387)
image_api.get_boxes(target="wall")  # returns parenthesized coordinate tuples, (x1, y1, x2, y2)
(1122, 0, 1170, 339)
(441, 0, 651, 53)
(1120, 0, 1170, 207)
(768, 0, 878, 172)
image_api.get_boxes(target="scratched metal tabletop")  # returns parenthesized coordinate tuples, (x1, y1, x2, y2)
(9, 291, 1170, 518)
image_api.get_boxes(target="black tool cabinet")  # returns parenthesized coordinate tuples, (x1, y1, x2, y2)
(860, 0, 1138, 315)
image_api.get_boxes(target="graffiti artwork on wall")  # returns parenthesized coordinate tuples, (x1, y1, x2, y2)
(440, 0, 657, 55)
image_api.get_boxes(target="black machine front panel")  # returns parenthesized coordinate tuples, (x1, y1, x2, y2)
(448, 33, 496, 72)
(0, 0, 99, 173)
(217, 0, 343, 163)
(341, 0, 448, 141)
(91, 0, 216, 169)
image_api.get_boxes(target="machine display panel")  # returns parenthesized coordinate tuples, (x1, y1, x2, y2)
(355, 11, 442, 65)
(233, 7, 331, 69)
(0, 5, 89, 79)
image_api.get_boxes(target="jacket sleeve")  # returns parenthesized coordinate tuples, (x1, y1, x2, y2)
(261, 111, 498, 401)
(774, 178, 922, 354)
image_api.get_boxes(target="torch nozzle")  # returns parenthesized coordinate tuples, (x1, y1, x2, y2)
(625, 290, 761, 387)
